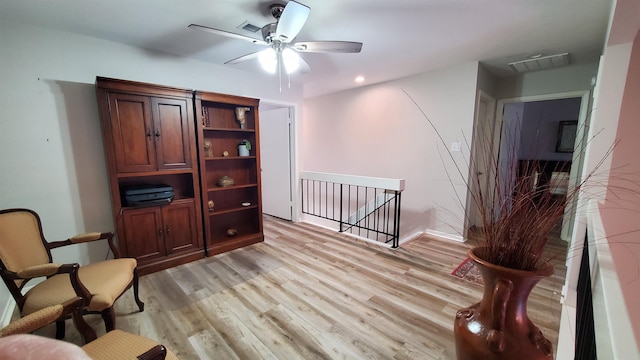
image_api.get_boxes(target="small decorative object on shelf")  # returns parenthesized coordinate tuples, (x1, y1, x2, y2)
(202, 107, 209, 127)
(235, 107, 251, 129)
(238, 140, 251, 157)
(226, 228, 238, 237)
(241, 202, 251, 207)
(208, 200, 215, 212)
(203, 140, 213, 158)
(222, 150, 229, 157)
(217, 176, 235, 187)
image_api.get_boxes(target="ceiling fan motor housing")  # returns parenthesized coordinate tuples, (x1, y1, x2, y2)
(269, 3, 285, 20)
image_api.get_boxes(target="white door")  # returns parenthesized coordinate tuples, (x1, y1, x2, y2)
(468, 92, 496, 230)
(260, 107, 292, 220)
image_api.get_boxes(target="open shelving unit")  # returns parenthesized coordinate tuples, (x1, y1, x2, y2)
(194, 91, 264, 255)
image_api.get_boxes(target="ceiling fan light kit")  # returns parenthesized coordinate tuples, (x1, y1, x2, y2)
(189, 0, 363, 91)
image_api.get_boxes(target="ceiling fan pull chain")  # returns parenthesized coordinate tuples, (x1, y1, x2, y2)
(278, 51, 283, 93)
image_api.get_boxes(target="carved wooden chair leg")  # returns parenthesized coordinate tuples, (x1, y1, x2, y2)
(72, 308, 96, 344)
(101, 307, 116, 332)
(133, 269, 145, 312)
(55, 320, 66, 339)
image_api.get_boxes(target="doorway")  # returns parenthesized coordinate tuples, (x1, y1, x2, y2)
(259, 102, 296, 221)
(467, 91, 496, 232)
(467, 91, 591, 241)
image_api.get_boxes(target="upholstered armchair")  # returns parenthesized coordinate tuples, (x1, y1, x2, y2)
(0, 297, 176, 360)
(0, 208, 144, 343)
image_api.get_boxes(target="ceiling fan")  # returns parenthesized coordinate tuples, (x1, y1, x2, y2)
(188, 1, 363, 89)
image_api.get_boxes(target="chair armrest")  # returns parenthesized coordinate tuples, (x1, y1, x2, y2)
(11, 263, 81, 280)
(137, 344, 167, 360)
(70, 232, 104, 244)
(49, 232, 122, 259)
(15, 263, 63, 279)
(0, 297, 83, 337)
(11, 264, 92, 306)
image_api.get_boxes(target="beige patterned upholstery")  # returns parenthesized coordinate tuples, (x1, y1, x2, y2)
(0, 302, 177, 360)
(0, 304, 64, 337)
(70, 232, 102, 244)
(83, 330, 179, 360)
(0, 208, 144, 343)
(0, 211, 50, 285)
(16, 263, 62, 278)
(23, 258, 137, 315)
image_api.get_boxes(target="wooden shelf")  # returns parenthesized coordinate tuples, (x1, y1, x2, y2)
(206, 183, 257, 192)
(204, 156, 256, 161)
(117, 169, 194, 178)
(203, 127, 255, 133)
(194, 90, 263, 255)
(207, 204, 258, 216)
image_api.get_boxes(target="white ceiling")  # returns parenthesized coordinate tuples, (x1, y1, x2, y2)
(0, 0, 613, 98)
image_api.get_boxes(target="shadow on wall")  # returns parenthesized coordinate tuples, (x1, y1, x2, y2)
(44, 79, 114, 263)
(400, 207, 438, 242)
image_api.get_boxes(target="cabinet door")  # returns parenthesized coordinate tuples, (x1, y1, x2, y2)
(108, 93, 156, 173)
(151, 97, 192, 170)
(162, 200, 199, 254)
(122, 206, 166, 262)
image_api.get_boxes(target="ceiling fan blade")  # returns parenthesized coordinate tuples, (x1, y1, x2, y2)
(293, 41, 363, 53)
(225, 51, 262, 65)
(275, 1, 310, 43)
(189, 24, 268, 46)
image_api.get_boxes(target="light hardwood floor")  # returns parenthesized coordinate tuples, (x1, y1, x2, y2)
(45, 216, 568, 359)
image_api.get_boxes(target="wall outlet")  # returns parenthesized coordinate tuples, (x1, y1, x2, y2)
(451, 142, 461, 152)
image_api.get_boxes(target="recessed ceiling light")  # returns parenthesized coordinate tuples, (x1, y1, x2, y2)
(355, 76, 365, 83)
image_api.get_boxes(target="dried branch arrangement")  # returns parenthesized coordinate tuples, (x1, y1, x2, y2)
(404, 89, 613, 271)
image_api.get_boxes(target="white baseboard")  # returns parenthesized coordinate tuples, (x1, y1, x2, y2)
(425, 229, 465, 243)
(398, 231, 424, 245)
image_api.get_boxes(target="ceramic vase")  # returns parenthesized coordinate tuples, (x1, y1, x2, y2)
(454, 247, 554, 360)
(238, 144, 249, 157)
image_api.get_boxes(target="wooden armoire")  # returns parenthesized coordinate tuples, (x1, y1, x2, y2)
(96, 77, 264, 274)
(96, 77, 204, 274)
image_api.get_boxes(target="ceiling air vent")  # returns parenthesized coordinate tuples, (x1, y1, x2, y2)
(238, 21, 261, 33)
(508, 53, 570, 73)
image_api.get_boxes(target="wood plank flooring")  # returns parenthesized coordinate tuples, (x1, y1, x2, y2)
(41, 216, 567, 359)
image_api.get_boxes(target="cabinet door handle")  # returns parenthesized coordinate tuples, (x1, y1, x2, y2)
(146, 128, 152, 138)
(165, 227, 170, 235)
(158, 228, 163, 236)
(155, 129, 161, 139)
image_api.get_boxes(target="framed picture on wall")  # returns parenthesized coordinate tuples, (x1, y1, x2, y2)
(556, 120, 578, 153)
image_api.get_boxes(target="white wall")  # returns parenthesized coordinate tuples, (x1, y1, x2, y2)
(301, 62, 480, 241)
(476, 64, 498, 98)
(0, 21, 302, 315)
(496, 62, 599, 100)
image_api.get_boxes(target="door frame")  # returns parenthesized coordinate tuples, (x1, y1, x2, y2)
(259, 98, 299, 221)
(493, 90, 591, 241)
(465, 90, 496, 234)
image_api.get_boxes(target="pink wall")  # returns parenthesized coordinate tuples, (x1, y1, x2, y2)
(603, 29, 640, 346)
